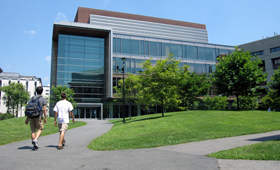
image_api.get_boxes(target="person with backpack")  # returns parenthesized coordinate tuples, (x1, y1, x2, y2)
(25, 86, 47, 150)
(53, 92, 75, 149)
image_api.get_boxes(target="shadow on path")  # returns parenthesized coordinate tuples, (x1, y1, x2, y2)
(247, 134, 280, 142)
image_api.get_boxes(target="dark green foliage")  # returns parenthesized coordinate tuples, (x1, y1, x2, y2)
(50, 85, 77, 109)
(0, 112, 15, 120)
(231, 96, 259, 110)
(211, 47, 266, 110)
(179, 72, 211, 110)
(261, 67, 280, 111)
(203, 96, 228, 110)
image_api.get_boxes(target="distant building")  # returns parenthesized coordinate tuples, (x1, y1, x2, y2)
(51, 7, 235, 119)
(42, 85, 50, 116)
(239, 34, 280, 94)
(0, 72, 43, 117)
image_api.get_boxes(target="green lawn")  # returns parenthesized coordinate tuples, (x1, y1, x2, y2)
(88, 110, 280, 151)
(0, 117, 86, 145)
(209, 139, 280, 160)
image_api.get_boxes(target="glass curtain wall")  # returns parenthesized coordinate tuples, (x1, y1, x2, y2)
(57, 34, 106, 103)
(113, 37, 231, 62)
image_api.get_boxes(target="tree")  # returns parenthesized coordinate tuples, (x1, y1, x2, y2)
(50, 85, 77, 109)
(178, 67, 211, 110)
(138, 54, 182, 117)
(261, 67, 280, 110)
(211, 47, 266, 110)
(114, 73, 140, 119)
(0, 82, 30, 117)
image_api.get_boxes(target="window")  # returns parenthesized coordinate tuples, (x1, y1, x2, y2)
(271, 46, 280, 53)
(272, 58, 280, 70)
(149, 41, 157, 56)
(251, 50, 264, 56)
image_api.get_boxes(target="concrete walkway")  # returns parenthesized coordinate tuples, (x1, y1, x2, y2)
(0, 119, 280, 170)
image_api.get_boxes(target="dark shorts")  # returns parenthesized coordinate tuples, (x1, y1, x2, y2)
(30, 117, 43, 131)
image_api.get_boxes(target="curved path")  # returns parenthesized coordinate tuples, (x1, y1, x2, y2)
(0, 119, 280, 170)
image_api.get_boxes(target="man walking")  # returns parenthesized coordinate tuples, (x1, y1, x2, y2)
(25, 86, 47, 150)
(53, 92, 75, 149)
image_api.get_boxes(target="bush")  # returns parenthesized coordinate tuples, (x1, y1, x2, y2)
(203, 96, 228, 110)
(232, 96, 259, 110)
(0, 112, 15, 120)
(260, 90, 280, 111)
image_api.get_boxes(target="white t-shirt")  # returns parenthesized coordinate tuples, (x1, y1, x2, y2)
(53, 100, 74, 124)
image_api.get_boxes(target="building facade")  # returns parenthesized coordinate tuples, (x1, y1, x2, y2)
(51, 7, 235, 119)
(239, 34, 280, 89)
(0, 72, 43, 117)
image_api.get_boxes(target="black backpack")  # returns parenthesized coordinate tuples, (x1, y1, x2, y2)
(25, 96, 42, 118)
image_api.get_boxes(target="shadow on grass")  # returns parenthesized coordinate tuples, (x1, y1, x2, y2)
(113, 115, 172, 124)
(247, 135, 280, 142)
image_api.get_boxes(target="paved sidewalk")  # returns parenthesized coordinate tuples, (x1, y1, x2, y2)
(0, 119, 280, 170)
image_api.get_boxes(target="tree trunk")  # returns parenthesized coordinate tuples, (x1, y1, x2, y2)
(161, 100, 164, 117)
(237, 95, 239, 110)
(129, 104, 131, 120)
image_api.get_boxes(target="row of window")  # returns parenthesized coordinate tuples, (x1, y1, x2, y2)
(251, 51, 264, 56)
(250, 46, 280, 56)
(113, 38, 233, 61)
(59, 34, 105, 48)
(57, 72, 105, 81)
(271, 46, 280, 53)
(113, 57, 215, 75)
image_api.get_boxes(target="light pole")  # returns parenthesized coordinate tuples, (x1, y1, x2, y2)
(121, 57, 126, 123)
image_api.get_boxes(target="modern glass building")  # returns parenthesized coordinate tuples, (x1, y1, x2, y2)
(51, 7, 235, 119)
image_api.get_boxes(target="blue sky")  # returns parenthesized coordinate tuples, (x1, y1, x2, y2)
(1, 0, 279, 86)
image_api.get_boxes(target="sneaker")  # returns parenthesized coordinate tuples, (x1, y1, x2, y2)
(32, 140, 39, 149)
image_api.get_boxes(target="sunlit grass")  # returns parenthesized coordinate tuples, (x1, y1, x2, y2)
(0, 117, 86, 145)
(88, 110, 280, 151)
(209, 139, 280, 160)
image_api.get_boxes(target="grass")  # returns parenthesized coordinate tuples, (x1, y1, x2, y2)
(0, 117, 86, 145)
(209, 139, 280, 160)
(87, 110, 280, 151)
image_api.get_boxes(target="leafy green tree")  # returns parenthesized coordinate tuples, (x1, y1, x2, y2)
(114, 73, 140, 119)
(138, 54, 182, 117)
(268, 67, 280, 95)
(211, 47, 266, 110)
(178, 67, 211, 110)
(50, 85, 77, 109)
(0, 82, 29, 117)
(261, 68, 280, 110)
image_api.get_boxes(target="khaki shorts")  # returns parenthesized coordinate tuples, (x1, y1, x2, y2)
(58, 123, 68, 133)
(30, 117, 43, 132)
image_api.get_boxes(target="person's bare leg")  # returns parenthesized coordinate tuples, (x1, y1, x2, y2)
(34, 130, 42, 140)
(58, 131, 65, 146)
(31, 132, 36, 140)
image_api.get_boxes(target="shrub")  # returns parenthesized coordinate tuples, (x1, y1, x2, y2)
(0, 112, 15, 120)
(260, 90, 280, 111)
(203, 96, 228, 110)
(232, 96, 259, 110)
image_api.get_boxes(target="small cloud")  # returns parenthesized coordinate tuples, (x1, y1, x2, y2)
(44, 76, 49, 81)
(6, 64, 11, 68)
(24, 30, 36, 35)
(45, 56, 51, 62)
(55, 13, 68, 22)
(104, 0, 110, 5)
(36, 23, 40, 28)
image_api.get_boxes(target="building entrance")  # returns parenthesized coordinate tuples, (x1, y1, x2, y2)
(74, 103, 103, 119)
(76, 107, 101, 119)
